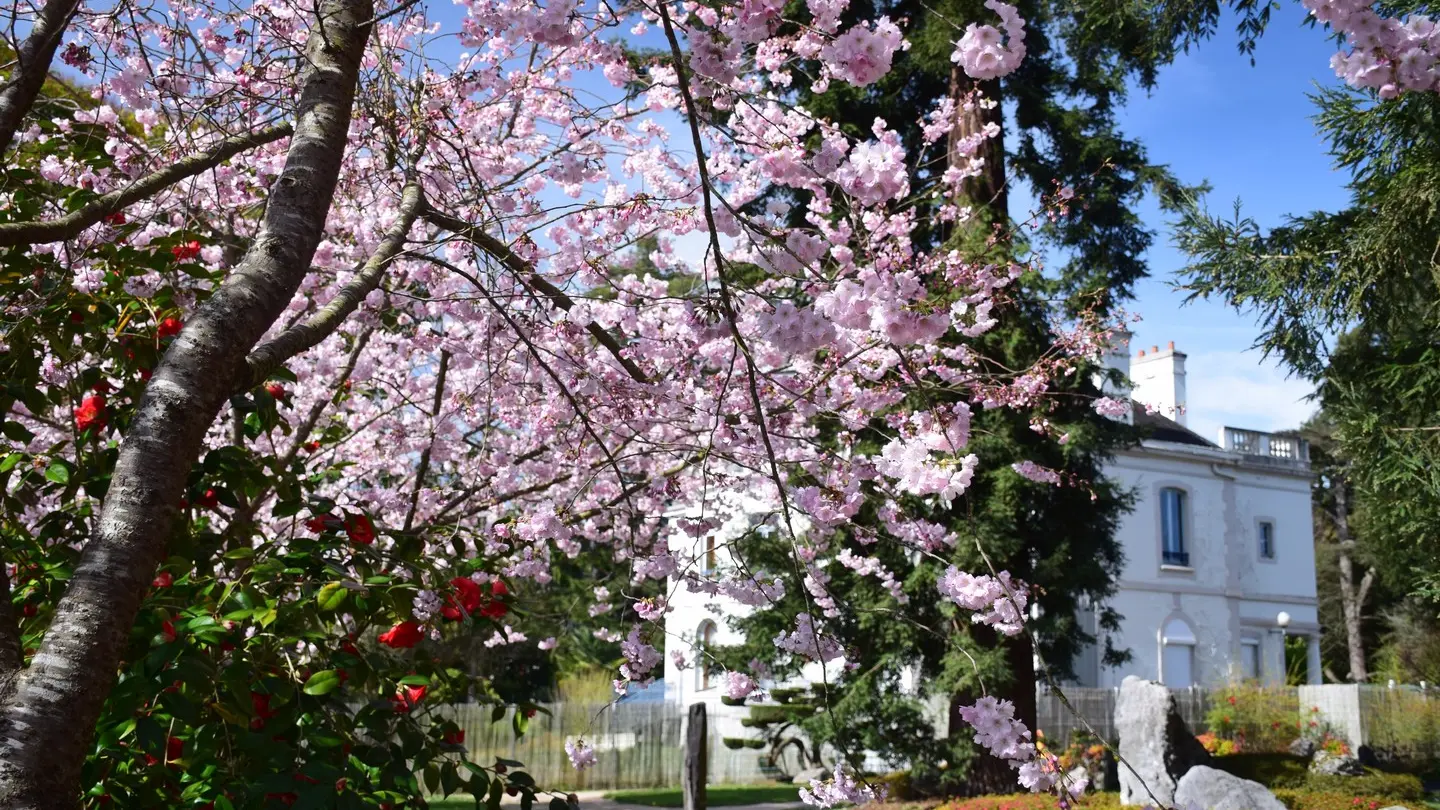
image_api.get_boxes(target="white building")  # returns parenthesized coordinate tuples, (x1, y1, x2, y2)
(661, 335, 1320, 717)
(1077, 335, 1321, 688)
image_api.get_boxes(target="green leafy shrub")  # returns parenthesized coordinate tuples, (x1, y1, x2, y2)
(1209, 754, 1310, 788)
(769, 687, 807, 704)
(1306, 771, 1423, 800)
(1273, 790, 1414, 810)
(722, 737, 748, 750)
(876, 771, 912, 801)
(1205, 684, 1303, 752)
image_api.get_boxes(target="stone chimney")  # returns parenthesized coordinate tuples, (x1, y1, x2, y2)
(1094, 329, 1133, 424)
(1131, 340, 1187, 426)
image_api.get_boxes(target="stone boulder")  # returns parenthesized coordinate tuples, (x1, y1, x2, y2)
(1175, 765, 1286, 810)
(1115, 676, 1211, 806)
(1310, 750, 1365, 776)
(1288, 736, 1318, 759)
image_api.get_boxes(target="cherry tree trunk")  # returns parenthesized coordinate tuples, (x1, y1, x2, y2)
(0, 1, 372, 805)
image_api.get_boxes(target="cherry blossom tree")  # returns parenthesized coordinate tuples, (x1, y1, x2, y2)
(0, 0, 1150, 805)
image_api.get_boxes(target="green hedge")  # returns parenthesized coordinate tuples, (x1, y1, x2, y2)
(1210, 754, 1309, 788)
(1273, 790, 1415, 810)
(747, 703, 817, 724)
(1209, 753, 1425, 799)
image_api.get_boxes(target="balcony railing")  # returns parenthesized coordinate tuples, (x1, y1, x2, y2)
(1220, 427, 1309, 463)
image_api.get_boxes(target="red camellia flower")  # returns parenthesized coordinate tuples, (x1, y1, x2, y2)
(161, 620, 177, 643)
(252, 692, 279, 723)
(139, 367, 153, 382)
(157, 317, 184, 339)
(304, 441, 320, 453)
(171, 241, 202, 261)
(377, 621, 423, 649)
(481, 580, 509, 619)
(74, 394, 107, 433)
(264, 382, 287, 400)
(152, 571, 173, 588)
(391, 684, 427, 713)
(195, 489, 219, 509)
(443, 729, 465, 746)
(165, 736, 184, 763)
(442, 577, 484, 621)
(305, 513, 340, 533)
(335, 778, 348, 792)
(1227, 695, 1237, 706)
(103, 211, 126, 226)
(345, 513, 375, 545)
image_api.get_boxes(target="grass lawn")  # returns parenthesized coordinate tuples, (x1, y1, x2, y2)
(604, 784, 803, 807)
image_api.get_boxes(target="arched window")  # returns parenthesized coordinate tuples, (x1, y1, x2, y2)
(697, 620, 717, 690)
(1161, 617, 1196, 687)
(1160, 487, 1188, 566)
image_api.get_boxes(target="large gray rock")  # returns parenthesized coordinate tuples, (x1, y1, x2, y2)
(1115, 676, 1211, 806)
(1310, 750, 1365, 776)
(1175, 765, 1286, 810)
(1288, 736, 1318, 759)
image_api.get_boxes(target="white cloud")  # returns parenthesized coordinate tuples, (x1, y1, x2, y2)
(1181, 350, 1316, 443)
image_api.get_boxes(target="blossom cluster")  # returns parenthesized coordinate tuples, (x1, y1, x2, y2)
(798, 764, 885, 809)
(1303, 0, 1440, 96)
(957, 697, 1076, 794)
(937, 567, 1029, 635)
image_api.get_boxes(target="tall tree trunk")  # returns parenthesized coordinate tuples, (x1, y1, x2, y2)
(944, 65, 1035, 796)
(946, 70, 1007, 229)
(1331, 479, 1374, 682)
(0, 1, 373, 805)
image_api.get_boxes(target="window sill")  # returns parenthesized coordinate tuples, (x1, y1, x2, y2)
(1160, 564, 1195, 574)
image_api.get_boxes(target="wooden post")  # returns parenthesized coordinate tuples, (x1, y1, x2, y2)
(683, 702, 707, 810)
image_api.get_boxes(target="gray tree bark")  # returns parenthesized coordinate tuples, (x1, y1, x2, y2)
(1330, 478, 1374, 683)
(0, 0, 373, 805)
(0, 0, 81, 159)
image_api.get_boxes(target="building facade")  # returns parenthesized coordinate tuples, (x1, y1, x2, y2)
(661, 337, 1321, 714)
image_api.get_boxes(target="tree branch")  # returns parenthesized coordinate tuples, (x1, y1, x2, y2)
(1357, 566, 1376, 611)
(403, 349, 449, 532)
(420, 206, 651, 385)
(243, 181, 422, 388)
(0, 0, 80, 158)
(0, 124, 294, 247)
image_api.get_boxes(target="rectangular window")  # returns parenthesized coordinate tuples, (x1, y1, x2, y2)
(1161, 488, 1188, 566)
(1259, 521, 1276, 560)
(1162, 644, 1194, 687)
(1242, 640, 1261, 680)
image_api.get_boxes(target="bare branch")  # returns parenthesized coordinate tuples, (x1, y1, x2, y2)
(403, 349, 450, 532)
(0, 124, 294, 247)
(244, 181, 423, 387)
(421, 205, 651, 385)
(0, 0, 80, 158)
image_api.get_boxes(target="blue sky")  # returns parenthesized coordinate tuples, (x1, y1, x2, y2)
(1105, 2, 1353, 442)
